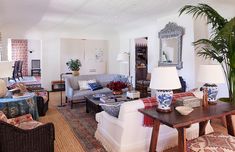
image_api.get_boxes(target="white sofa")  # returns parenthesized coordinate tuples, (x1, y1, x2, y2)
(95, 98, 214, 152)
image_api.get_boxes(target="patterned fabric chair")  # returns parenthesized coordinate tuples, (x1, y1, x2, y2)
(187, 132, 235, 152)
(0, 111, 55, 152)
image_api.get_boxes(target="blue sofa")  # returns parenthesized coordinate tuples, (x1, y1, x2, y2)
(65, 74, 125, 109)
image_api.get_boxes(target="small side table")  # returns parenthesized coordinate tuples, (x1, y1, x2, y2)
(51, 80, 65, 91)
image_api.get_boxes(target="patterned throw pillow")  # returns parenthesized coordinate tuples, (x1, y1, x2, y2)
(0, 111, 8, 122)
(78, 79, 96, 90)
(88, 82, 103, 91)
(100, 102, 124, 118)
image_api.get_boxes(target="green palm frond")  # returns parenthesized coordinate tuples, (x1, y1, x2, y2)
(218, 17, 235, 68)
(193, 38, 226, 63)
(179, 3, 228, 31)
(180, 3, 235, 102)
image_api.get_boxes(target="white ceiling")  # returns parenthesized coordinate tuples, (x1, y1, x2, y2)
(0, 0, 234, 33)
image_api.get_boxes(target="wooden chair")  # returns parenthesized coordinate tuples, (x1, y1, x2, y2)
(17, 60, 23, 79)
(12, 61, 20, 81)
(31, 59, 41, 76)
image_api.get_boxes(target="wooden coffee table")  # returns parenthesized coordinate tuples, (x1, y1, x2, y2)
(138, 101, 235, 152)
(85, 93, 129, 114)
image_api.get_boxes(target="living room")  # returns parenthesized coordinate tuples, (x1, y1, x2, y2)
(0, 0, 235, 152)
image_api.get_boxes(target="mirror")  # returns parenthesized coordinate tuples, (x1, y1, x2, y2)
(158, 22, 184, 69)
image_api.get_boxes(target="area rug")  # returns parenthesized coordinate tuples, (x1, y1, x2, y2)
(57, 103, 107, 152)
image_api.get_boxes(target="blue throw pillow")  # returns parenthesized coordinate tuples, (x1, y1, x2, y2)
(99, 102, 124, 118)
(88, 82, 103, 91)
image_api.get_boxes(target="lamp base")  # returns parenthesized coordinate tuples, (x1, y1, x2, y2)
(203, 83, 218, 102)
(156, 90, 173, 112)
(156, 107, 172, 113)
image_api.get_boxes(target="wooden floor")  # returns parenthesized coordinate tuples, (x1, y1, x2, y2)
(39, 92, 226, 152)
(39, 92, 85, 152)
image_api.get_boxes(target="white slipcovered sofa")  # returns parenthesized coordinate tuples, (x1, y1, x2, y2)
(95, 97, 214, 152)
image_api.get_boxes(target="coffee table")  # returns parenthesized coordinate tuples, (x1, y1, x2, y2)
(85, 93, 129, 114)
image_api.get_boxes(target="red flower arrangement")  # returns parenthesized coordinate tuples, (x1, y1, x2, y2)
(107, 81, 128, 91)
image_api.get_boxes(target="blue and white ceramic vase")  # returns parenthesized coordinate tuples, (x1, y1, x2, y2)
(203, 83, 218, 103)
(156, 90, 173, 110)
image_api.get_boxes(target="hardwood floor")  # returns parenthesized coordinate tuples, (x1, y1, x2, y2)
(39, 92, 85, 152)
(40, 92, 226, 152)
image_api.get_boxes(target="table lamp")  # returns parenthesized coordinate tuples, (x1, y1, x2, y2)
(150, 67, 181, 112)
(117, 52, 132, 90)
(0, 61, 13, 97)
(197, 64, 225, 104)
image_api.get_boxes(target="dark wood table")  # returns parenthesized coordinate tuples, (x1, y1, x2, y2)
(138, 101, 235, 152)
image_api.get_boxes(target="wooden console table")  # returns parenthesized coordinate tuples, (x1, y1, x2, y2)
(139, 101, 235, 152)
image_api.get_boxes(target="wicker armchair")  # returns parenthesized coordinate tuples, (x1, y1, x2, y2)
(0, 121, 55, 152)
(0, 111, 55, 152)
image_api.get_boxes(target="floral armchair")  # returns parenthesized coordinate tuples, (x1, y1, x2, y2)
(0, 111, 55, 152)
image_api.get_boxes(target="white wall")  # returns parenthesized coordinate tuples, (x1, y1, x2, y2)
(27, 39, 42, 75)
(118, 14, 195, 89)
(60, 38, 108, 75)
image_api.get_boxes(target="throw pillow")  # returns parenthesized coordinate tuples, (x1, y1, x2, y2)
(78, 79, 96, 90)
(88, 82, 103, 91)
(100, 102, 124, 118)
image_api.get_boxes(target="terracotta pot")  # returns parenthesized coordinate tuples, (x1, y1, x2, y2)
(72, 70, 80, 76)
(112, 90, 122, 95)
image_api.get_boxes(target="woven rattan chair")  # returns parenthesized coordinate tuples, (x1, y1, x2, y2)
(0, 120, 55, 152)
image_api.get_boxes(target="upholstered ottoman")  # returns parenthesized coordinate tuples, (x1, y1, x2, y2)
(187, 132, 235, 152)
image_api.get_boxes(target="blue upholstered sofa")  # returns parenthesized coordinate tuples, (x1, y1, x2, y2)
(65, 74, 125, 109)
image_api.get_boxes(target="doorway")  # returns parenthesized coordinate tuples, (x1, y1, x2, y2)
(135, 37, 149, 97)
(8, 38, 42, 87)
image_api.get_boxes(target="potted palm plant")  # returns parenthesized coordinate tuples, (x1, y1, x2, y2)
(66, 59, 82, 76)
(179, 4, 235, 103)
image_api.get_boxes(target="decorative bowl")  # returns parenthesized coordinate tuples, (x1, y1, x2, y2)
(175, 106, 194, 115)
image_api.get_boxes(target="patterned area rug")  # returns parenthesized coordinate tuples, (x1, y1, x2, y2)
(57, 103, 107, 152)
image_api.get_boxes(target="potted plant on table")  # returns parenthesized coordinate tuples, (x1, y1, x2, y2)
(179, 4, 235, 103)
(66, 59, 82, 76)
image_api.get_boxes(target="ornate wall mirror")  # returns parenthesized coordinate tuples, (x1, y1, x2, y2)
(158, 22, 184, 69)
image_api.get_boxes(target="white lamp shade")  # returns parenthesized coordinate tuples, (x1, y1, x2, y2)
(150, 67, 181, 90)
(0, 61, 13, 78)
(197, 64, 225, 84)
(116, 52, 129, 63)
